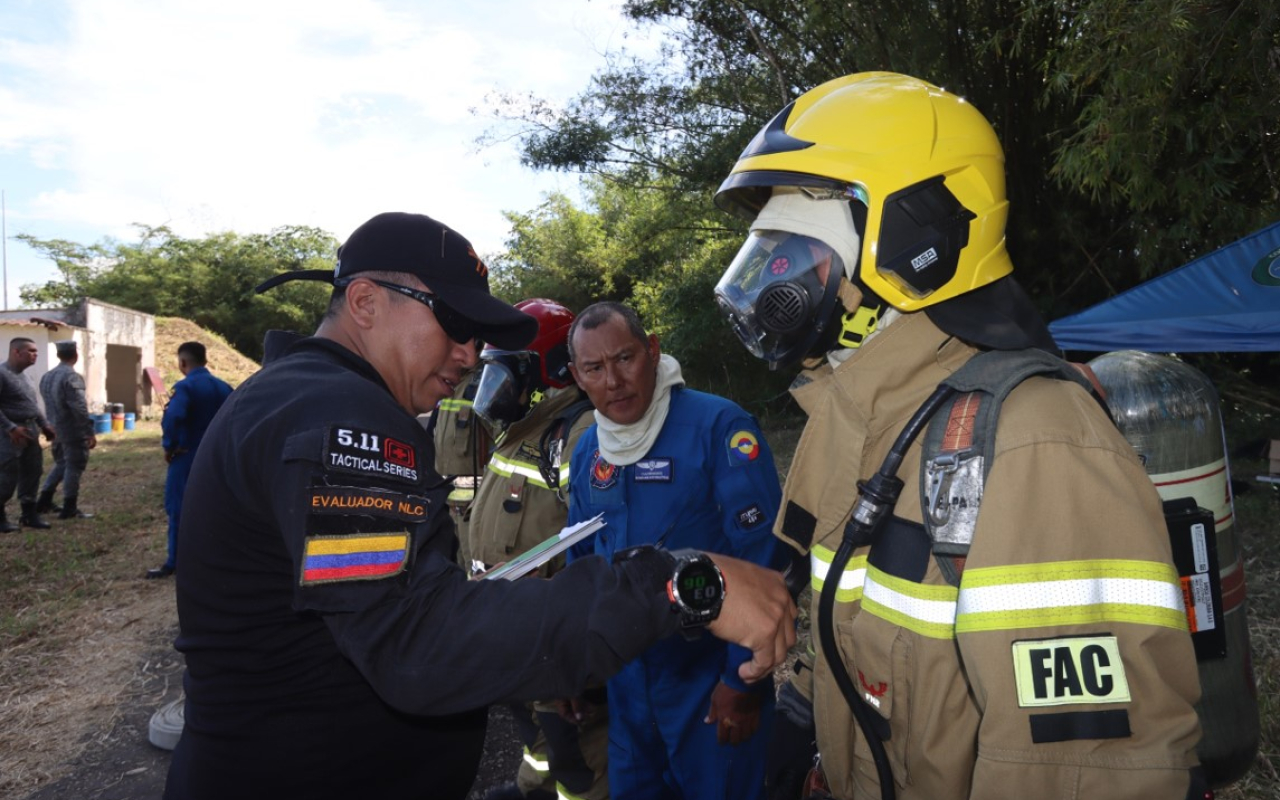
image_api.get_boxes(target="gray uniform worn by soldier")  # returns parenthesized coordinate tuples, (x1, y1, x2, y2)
(37, 340, 97, 519)
(470, 298, 608, 800)
(0, 337, 56, 531)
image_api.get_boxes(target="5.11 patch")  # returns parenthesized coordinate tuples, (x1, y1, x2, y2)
(325, 426, 420, 485)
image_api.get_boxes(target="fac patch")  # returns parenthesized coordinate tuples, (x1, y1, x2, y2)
(736, 503, 766, 529)
(634, 458, 673, 483)
(301, 532, 409, 585)
(1012, 636, 1131, 708)
(309, 486, 429, 522)
(325, 426, 420, 485)
(727, 430, 760, 465)
(590, 450, 619, 490)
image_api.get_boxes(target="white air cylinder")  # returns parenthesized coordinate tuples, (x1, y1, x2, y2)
(1089, 350, 1258, 788)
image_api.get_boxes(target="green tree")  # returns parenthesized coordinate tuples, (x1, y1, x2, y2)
(493, 0, 1279, 311)
(19, 225, 336, 362)
(487, 0, 1280, 414)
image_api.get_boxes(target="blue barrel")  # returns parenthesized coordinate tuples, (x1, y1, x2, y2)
(93, 414, 112, 434)
(124, 412, 136, 431)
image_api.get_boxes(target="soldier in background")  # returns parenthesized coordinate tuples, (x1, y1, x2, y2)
(37, 340, 97, 519)
(147, 342, 233, 579)
(0, 337, 56, 531)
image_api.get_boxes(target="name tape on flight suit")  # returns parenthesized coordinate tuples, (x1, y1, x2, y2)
(324, 426, 419, 484)
(634, 458, 673, 482)
(1012, 636, 1131, 707)
(309, 486, 429, 522)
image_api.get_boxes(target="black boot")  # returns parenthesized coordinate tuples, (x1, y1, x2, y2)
(58, 497, 93, 519)
(20, 502, 51, 529)
(36, 488, 60, 514)
(0, 509, 16, 533)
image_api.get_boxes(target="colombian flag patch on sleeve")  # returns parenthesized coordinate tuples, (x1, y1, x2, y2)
(301, 532, 409, 585)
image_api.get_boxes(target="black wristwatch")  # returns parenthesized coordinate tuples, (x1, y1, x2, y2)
(665, 549, 725, 634)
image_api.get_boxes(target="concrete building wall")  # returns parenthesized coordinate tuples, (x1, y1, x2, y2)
(77, 300, 155, 414)
(0, 299, 156, 415)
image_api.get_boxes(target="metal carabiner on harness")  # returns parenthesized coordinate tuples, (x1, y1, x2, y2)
(925, 452, 961, 526)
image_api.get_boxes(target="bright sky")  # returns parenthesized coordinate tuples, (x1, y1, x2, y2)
(0, 0, 656, 309)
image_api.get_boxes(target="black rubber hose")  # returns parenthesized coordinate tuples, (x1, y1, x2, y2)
(816, 384, 955, 800)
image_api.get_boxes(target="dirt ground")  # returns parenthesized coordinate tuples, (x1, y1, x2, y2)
(9, 585, 524, 800)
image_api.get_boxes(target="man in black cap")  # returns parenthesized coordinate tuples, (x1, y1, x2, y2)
(163, 212, 797, 800)
(37, 340, 97, 520)
(0, 337, 57, 531)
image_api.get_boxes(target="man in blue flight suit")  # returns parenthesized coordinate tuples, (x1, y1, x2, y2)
(147, 341, 233, 579)
(566, 302, 784, 800)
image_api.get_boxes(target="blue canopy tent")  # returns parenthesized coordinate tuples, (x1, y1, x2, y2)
(1049, 221, 1280, 352)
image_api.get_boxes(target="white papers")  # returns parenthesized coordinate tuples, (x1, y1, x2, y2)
(479, 514, 606, 581)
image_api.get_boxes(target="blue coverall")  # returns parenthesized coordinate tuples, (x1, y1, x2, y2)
(161, 366, 232, 570)
(568, 386, 783, 800)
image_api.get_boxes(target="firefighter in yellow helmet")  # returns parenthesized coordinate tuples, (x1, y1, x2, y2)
(714, 73, 1206, 800)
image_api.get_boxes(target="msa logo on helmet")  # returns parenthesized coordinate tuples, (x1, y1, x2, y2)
(1012, 636, 1131, 708)
(878, 177, 975, 299)
(910, 248, 939, 273)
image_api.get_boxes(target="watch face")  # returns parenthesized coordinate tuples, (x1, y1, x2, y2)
(677, 560, 723, 612)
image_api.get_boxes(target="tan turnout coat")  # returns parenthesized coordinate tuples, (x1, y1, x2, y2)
(779, 312, 1201, 800)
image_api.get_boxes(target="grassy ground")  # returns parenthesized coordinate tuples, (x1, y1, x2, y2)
(1221, 458, 1280, 798)
(0, 422, 173, 797)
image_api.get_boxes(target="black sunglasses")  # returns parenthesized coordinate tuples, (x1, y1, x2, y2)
(337, 277, 479, 346)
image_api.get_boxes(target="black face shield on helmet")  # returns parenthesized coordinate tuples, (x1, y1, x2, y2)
(472, 349, 542, 431)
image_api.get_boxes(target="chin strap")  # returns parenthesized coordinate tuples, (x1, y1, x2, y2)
(834, 278, 884, 350)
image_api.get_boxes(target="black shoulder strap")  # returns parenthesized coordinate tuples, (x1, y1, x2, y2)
(919, 349, 1098, 573)
(537, 398, 595, 492)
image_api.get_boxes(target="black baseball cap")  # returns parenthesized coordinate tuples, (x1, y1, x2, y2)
(255, 212, 537, 350)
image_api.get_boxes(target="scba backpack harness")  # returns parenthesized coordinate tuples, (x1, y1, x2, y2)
(815, 347, 1101, 800)
(917, 348, 1101, 584)
(537, 397, 595, 502)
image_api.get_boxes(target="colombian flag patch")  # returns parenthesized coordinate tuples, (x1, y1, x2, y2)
(301, 532, 409, 585)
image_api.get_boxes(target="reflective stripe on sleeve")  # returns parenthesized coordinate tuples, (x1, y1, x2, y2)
(485, 453, 569, 489)
(438, 398, 473, 412)
(557, 783, 589, 800)
(861, 565, 958, 640)
(810, 544, 867, 602)
(956, 559, 1188, 633)
(523, 746, 550, 773)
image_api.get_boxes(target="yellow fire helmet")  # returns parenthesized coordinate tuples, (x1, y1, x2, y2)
(715, 72, 1013, 315)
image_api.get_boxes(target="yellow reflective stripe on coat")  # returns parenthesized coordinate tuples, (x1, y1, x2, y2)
(522, 746, 549, 772)
(438, 397, 473, 412)
(556, 783, 589, 800)
(956, 559, 1188, 633)
(861, 564, 959, 639)
(810, 544, 867, 602)
(486, 452, 570, 489)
